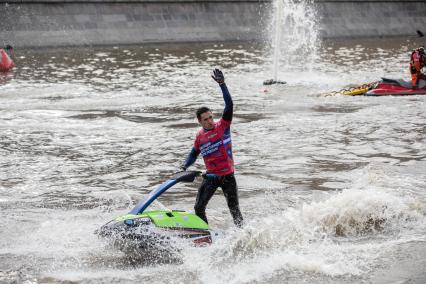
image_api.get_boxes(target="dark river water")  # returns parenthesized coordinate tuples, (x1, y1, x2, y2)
(0, 37, 425, 283)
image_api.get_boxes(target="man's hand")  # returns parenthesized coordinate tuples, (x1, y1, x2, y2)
(212, 68, 225, 84)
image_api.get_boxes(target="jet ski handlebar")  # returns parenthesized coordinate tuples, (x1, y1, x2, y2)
(130, 171, 222, 215)
(171, 170, 202, 183)
(172, 170, 220, 182)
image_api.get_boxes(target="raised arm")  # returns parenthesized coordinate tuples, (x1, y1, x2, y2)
(212, 69, 233, 121)
(220, 83, 233, 121)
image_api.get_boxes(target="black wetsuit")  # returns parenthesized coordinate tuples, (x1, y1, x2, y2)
(195, 173, 243, 227)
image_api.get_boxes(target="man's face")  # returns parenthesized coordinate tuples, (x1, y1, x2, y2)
(198, 111, 214, 130)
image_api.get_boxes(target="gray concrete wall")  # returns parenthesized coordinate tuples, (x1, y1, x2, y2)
(317, 0, 426, 38)
(0, 0, 271, 47)
(1, 0, 426, 47)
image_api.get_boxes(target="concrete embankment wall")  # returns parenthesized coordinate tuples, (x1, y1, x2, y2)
(317, 0, 426, 38)
(1, 0, 426, 47)
(0, 0, 271, 47)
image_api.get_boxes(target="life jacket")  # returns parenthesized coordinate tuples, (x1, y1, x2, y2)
(193, 118, 234, 176)
(0, 49, 15, 72)
(410, 50, 421, 74)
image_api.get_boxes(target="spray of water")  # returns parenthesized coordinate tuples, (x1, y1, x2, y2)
(265, 0, 320, 84)
(179, 186, 425, 283)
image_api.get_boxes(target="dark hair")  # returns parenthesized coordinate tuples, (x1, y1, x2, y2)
(196, 107, 211, 120)
(5, 45, 13, 50)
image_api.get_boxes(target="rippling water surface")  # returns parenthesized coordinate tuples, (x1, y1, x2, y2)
(0, 37, 425, 283)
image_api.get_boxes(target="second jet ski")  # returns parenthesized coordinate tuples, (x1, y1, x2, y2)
(340, 78, 426, 96)
(365, 78, 426, 96)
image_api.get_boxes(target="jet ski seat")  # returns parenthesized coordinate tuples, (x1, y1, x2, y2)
(381, 78, 426, 89)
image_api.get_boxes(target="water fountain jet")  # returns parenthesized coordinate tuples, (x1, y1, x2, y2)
(264, 0, 319, 85)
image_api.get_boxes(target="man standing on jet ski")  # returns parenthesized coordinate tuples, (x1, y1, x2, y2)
(181, 69, 244, 228)
(410, 46, 426, 88)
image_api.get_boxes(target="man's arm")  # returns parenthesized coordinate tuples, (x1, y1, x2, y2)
(221, 83, 233, 121)
(211, 69, 233, 122)
(181, 147, 200, 170)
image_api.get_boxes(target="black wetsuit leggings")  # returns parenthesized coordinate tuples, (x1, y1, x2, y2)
(194, 173, 243, 227)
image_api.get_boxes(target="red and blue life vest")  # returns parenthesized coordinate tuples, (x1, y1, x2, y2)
(193, 118, 234, 176)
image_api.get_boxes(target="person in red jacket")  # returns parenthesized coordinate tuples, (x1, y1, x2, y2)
(182, 69, 243, 227)
(409, 46, 426, 88)
(0, 45, 15, 72)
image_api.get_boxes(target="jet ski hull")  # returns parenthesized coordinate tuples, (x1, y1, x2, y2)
(97, 171, 215, 253)
(97, 210, 212, 252)
(365, 78, 426, 96)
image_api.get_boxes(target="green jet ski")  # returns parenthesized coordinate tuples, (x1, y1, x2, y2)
(96, 171, 213, 252)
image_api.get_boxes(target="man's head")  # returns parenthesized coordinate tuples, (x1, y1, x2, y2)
(196, 107, 214, 130)
(5, 45, 13, 51)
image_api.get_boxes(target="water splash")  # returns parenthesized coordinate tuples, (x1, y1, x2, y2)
(265, 0, 320, 84)
(178, 186, 425, 283)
